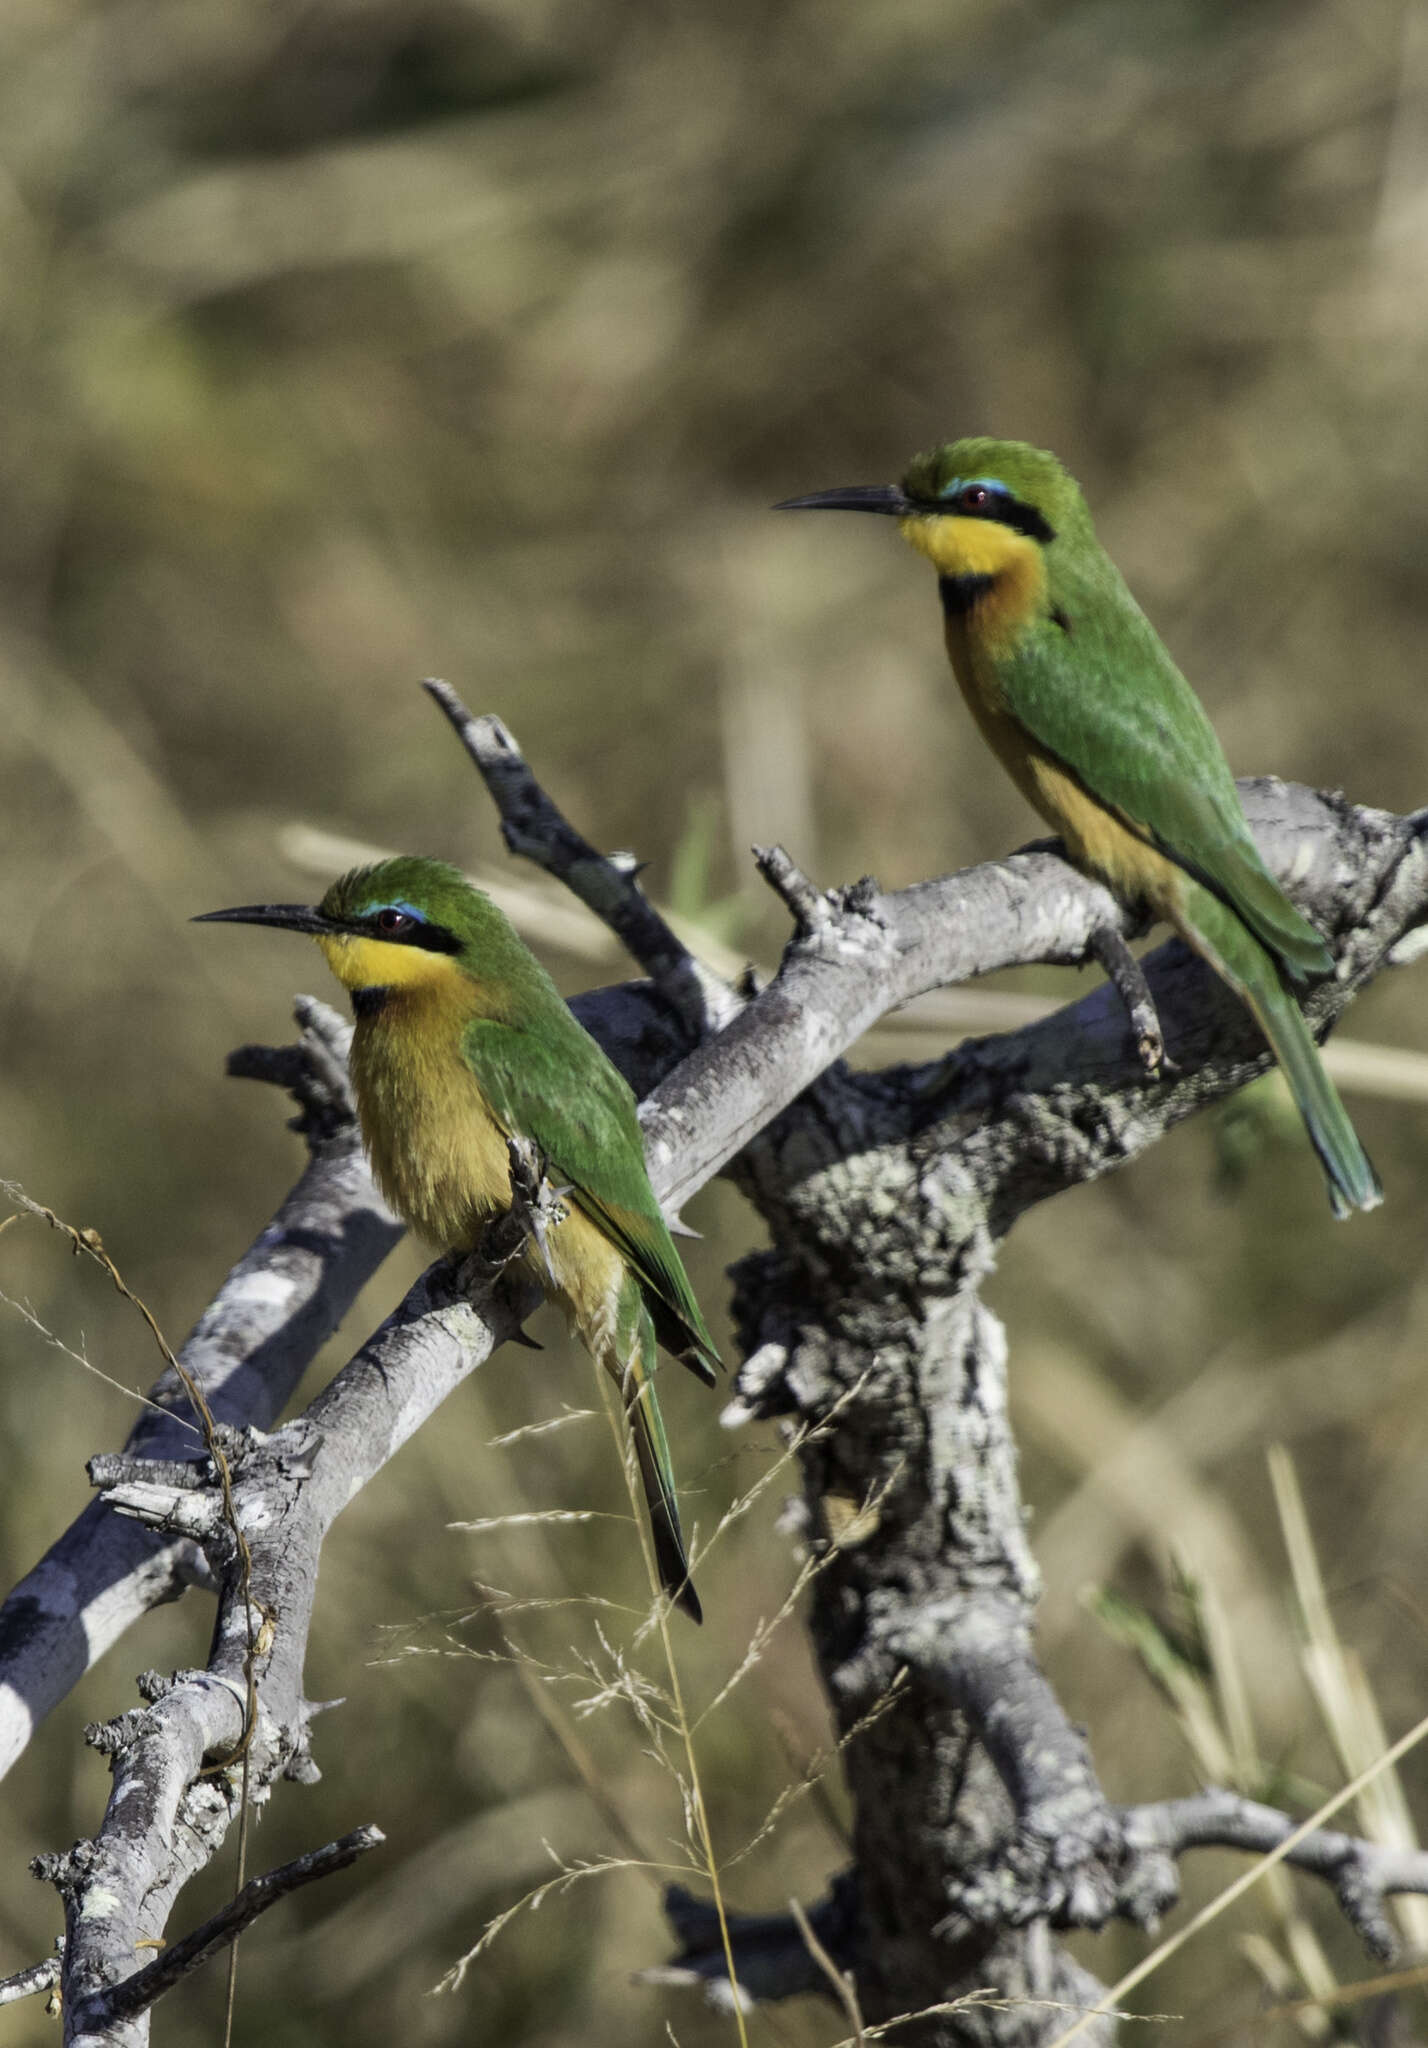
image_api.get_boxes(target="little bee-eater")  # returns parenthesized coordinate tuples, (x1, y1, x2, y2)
(778, 437, 1380, 1216)
(198, 857, 718, 1618)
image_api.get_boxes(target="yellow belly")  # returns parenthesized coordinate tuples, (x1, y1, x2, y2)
(540, 1201, 629, 1365)
(351, 1007, 511, 1249)
(350, 998, 628, 1358)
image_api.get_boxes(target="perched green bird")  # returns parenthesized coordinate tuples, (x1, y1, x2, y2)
(778, 437, 1380, 1216)
(198, 856, 718, 1618)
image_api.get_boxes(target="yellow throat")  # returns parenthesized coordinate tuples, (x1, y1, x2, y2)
(317, 931, 460, 993)
(898, 511, 1047, 650)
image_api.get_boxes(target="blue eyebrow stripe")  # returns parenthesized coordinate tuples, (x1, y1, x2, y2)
(361, 898, 430, 923)
(935, 477, 1056, 543)
(938, 475, 1009, 499)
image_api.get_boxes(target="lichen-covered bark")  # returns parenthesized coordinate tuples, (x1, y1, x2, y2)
(707, 789, 1428, 2043)
(728, 1068, 1115, 2043)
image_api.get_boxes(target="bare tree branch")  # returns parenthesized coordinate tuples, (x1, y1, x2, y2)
(0, 999, 401, 1782)
(887, 1598, 1172, 1936)
(45, 1253, 535, 2043)
(6, 692, 1425, 2045)
(650, 1785, 1428, 2014)
(752, 841, 838, 935)
(422, 679, 740, 1036)
(636, 1875, 859, 2010)
(0, 1951, 61, 2008)
(1121, 1792, 1428, 1961)
(640, 781, 1426, 1222)
(74, 1827, 384, 2031)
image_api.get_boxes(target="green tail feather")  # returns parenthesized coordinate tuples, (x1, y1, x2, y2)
(613, 1288, 701, 1622)
(1244, 980, 1381, 1219)
(1180, 885, 1381, 1218)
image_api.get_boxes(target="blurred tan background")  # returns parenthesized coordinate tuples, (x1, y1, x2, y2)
(2, 1, 1428, 2041)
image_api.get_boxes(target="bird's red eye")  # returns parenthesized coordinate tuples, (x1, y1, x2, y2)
(959, 485, 991, 511)
(374, 908, 413, 936)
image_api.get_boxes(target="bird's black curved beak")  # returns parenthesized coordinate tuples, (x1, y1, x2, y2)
(773, 484, 915, 515)
(193, 903, 348, 937)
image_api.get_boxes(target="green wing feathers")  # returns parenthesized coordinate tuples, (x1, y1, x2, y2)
(463, 1012, 711, 1616)
(463, 1015, 720, 1379)
(1007, 572, 1333, 981)
(999, 564, 1377, 1213)
(1175, 883, 1381, 1217)
(614, 1280, 701, 1620)
(573, 1190, 719, 1383)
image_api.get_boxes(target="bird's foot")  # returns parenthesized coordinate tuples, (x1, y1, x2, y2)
(1088, 925, 1167, 1077)
(1136, 1025, 1166, 1077)
(502, 1137, 570, 1287)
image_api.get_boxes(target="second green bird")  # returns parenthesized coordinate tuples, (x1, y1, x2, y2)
(779, 437, 1380, 1216)
(199, 857, 718, 1618)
